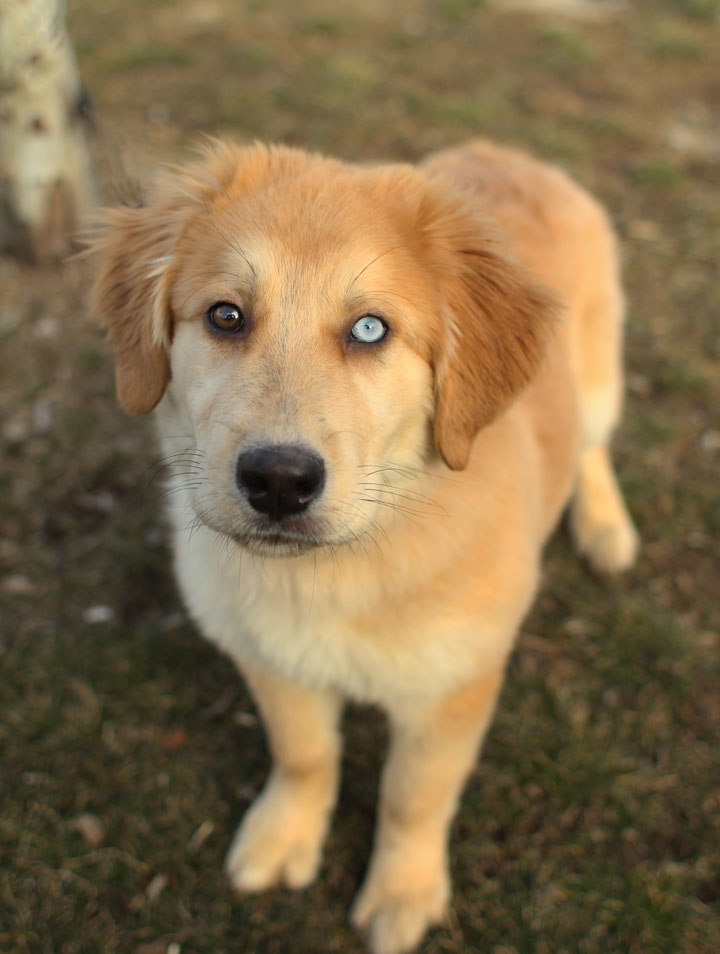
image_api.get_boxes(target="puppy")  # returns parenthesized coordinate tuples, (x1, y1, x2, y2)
(92, 139, 638, 954)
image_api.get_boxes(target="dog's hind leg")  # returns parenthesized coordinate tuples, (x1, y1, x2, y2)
(569, 232, 639, 573)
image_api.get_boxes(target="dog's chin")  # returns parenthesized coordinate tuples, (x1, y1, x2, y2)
(230, 531, 324, 558)
(199, 511, 371, 559)
(223, 525, 365, 559)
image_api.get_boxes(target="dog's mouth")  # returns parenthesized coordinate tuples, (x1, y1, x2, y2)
(229, 528, 325, 557)
(220, 510, 370, 557)
(192, 497, 357, 558)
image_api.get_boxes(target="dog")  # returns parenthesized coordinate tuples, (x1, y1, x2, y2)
(92, 139, 638, 954)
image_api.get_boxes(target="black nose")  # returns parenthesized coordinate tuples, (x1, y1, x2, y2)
(236, 445, 326, 521)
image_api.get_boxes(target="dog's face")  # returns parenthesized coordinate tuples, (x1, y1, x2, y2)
(93, 144, 554, 555)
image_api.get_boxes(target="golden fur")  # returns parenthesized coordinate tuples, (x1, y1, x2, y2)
(93, 139, 638, 954)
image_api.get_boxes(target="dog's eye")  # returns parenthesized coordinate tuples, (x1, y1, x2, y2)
(350, 316, 387, 344)
(207, 302, 245, 333)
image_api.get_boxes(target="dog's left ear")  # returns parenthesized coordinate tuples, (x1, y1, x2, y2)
(420, 189, 558, 470)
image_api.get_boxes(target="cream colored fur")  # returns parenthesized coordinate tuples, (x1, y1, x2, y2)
(92, 139, 638, 954)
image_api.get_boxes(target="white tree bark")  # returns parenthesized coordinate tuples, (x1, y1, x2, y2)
(0, 0, 94, 262)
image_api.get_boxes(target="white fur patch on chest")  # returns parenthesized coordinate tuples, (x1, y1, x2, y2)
(172, 521, 511, 710)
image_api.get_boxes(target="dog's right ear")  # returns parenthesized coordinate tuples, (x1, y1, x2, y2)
(91, 139, 250, 414)
(91, 183, 199, 415)
(92, 141, 298, 413)
(91, 141, 277, 414)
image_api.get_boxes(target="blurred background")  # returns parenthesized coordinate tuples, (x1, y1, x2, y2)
(1, 1, 719, 952)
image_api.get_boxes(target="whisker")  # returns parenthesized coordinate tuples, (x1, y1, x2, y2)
(141, 455, 204, 483)
(184, 515, 204, 543)
(359, 481, 444, 508)
(354, 496, 432, 520)
(154, 483, 206, 503)
(356, 288, 418, 309)
(358, 465, 418, 480)
(176, 276, 253, 315)
(361, 460, 463, 484)
(386, 459, 463, 483)
(358, 492, 442, 516)
(347, 245, 404, 293)
(202, 191, 257, 279)
(143, 452, 205, 476)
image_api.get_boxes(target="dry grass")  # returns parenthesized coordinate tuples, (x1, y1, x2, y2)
(1, 1, 719, 952)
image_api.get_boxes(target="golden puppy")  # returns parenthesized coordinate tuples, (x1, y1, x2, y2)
(93, 139, 638, 954)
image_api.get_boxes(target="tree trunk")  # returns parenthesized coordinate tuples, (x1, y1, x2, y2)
(0, 0, 94, 262)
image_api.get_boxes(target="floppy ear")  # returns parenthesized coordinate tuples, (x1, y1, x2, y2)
(91, 140, 284, 414)
(91, 202, 177, 413)
(90, 153, 230, 413)
(421, 193, 558, 470)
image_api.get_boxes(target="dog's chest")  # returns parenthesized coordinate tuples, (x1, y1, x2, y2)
(173, 525, 504, 707)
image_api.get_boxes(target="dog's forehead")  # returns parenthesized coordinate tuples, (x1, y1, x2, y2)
(202, 184, 418, 306)
(169, 165, 440, 355)
(232, 179, 398, 256)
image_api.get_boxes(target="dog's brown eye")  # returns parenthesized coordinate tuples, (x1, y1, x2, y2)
(207, 302, 245, 333)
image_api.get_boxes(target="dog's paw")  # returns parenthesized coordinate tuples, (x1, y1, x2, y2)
(351, 863, 449, 954)
(225, 781, 327, 892)
(572, 508, 639, 574)
(570, 449, 639, 574)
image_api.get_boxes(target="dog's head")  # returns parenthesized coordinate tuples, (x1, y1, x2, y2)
(92, 143, 555, 554)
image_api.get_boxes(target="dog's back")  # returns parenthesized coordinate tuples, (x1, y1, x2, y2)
(426, 141, 635, 565)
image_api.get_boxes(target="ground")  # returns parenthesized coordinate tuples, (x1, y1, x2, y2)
(1, 0, 719, 952)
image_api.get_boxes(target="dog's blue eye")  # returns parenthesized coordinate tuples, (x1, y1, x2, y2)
(350, 316, 387, 344)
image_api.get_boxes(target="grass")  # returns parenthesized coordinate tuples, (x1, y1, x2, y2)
(672, 0, 720, 19)
(2, 0, 720, 952)
(631, 160, 686, 189)
(535, 26, 598, 75)
(107, 46, 195, 71)
(648, 21, 702, 60)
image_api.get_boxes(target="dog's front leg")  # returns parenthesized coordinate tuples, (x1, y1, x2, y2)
(352, 668, 505, 954)
(225, 665, 343, 892)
